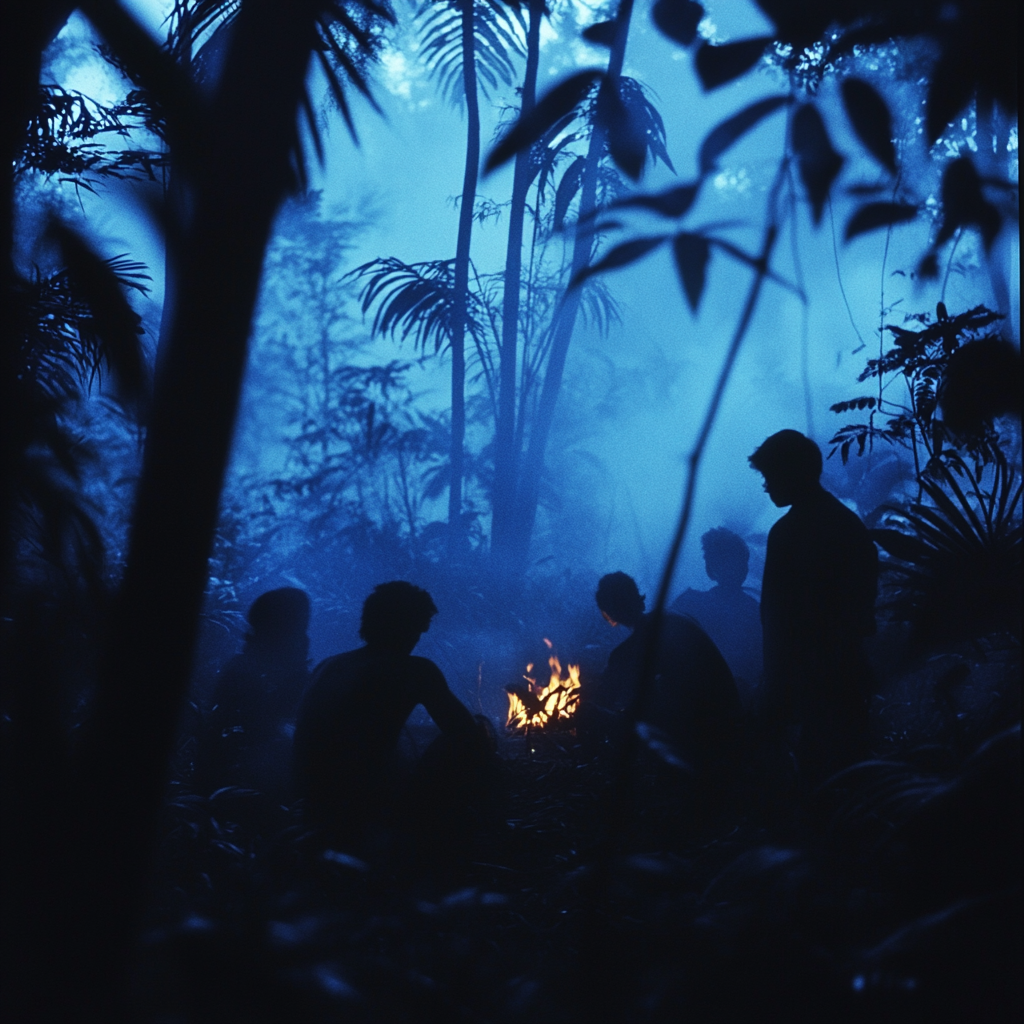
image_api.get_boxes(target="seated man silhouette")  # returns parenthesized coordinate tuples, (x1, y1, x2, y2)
(596, 572, 739, 776)
(292, 581, 490, 847)
(671, 528, 762, 704)
(198, 587, 311, 803)
(750, 429, 878, 786)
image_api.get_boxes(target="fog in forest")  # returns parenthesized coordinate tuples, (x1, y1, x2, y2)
(4, 0, 1019, 1019)
(27, 1, 1018, 688)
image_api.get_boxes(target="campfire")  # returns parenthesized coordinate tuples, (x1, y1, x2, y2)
(505, 639, 581, 733)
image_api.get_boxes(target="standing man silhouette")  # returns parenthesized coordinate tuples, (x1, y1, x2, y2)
(749, 430, 878, 785)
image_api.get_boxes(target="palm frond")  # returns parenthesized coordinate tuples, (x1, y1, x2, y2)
(417, 0, 525, 108)
(348, 256, 488, 354)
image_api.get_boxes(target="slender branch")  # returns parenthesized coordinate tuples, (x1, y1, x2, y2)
(828, 193, 868, 353)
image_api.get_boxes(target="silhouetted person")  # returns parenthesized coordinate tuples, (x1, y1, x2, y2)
(595, 572, 739, 777)
(198, 587, 311, 803)
(671, 528, 763, 705)
(750, 430, 878, 786)
(292, 581, 490, 849)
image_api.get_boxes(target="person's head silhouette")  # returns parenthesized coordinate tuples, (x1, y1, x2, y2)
(596, 572, 645, 629)
(749, 429, 823, 507)
(245, 587, 310, 660)
(360, 581, 438, 655)
(701, 528, 749, 588)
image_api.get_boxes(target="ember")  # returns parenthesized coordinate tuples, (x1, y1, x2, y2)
(505, 639, 581, 733)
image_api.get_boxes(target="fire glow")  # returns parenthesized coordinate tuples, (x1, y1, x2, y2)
(505, 639, 581, 733)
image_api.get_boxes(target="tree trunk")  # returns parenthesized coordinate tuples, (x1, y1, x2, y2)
(505, 0, 635, 570)
(490, 0, 542, 574)
(48, 3, 323, 1016)
(447, 0, 480, 550)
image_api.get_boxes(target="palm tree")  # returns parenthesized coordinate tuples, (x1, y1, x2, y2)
(417, 0, 523, 549)
(3, 2, 394, 1016)
(491, 0, 544, 571)
(493, 0, 676, 573)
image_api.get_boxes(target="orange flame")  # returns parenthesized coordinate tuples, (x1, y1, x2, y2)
(506, 639, 581, 733)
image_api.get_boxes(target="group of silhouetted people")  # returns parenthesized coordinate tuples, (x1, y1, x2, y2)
(593, 429, 878, 792)
(195, 428, 879, 848)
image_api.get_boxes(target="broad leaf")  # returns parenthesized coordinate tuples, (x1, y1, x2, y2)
(652, 0, 704, 47)
(844, 202, 918, 240)
(698, 95, 789, 174)
(606, 182, 700, 218)
(791, 104, 844, 223)
(841, 78, 896, 174)
(694, 37, 770, 90)
(935, 157, 1001, 249)
(571, 236, 667, 288)
(486, 70, 603, 171)
(582, 20, 617, 47)
(926, 47, 976, 145)
(672, 233, 710, 312)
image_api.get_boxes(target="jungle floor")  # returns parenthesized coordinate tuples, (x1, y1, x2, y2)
(136, 646, 1021, 1023)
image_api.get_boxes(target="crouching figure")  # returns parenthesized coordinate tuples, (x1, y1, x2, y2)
(292, 581, 494, 852)
(595, 572, 740, 796)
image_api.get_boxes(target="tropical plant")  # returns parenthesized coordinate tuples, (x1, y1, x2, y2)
(3, 2, 397, 1017)
(828, 303, 1006, 478)
(415, 0, 524, 548)
(18, 83, 166, 193)
(872, 450, 1022, 646)
(487, 0, 678, 574)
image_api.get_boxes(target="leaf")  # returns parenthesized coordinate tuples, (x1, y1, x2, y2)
(935, 157, 1001, 249)
(830, 397, 877, 413)
(597, 78, 646, 181)
(80, 0, 206, 168)
(553, 156, 585, 231)
(486, 70, 603, 171)
(652, 0, 704, 47)
(606, 182, 700, 218)
(672, 233, 710, 312)
(925, 47, 976, 144)
(570, 236, 667, 288)
(582, 20, 617, 47)
(791, 103, 844, 223)
(694, 37, 770, 90)
(48, 222, 149, 409)
(840, 79, 896, 174)
(698, 95, 789, 174)
(844, 202, 919, 240)
(618, 77, 675, 173)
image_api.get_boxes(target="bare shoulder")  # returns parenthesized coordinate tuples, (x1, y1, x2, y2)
(407, 654, 447, 684)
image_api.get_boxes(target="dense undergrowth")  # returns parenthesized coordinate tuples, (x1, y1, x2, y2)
(132, 604, 1021, 1023)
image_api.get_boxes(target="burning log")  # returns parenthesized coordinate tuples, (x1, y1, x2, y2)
(506, 640, 581, 734)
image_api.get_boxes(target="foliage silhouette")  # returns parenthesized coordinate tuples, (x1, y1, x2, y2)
(828, 303, 1005, 475)
(3, 1, 395, 1018)
(872, 451, 1021, 646)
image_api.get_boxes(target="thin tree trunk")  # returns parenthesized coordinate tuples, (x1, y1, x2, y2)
(506, 0, 634, 569)
(490, 0, 542, 571)
(447, 0, 480, 550)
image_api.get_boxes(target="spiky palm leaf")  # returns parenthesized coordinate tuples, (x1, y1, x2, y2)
(872, 451, 1022, 644)
(349, 256, 487, 354)
(417, 0, 525, 107)
(168, 0, 394, 146)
